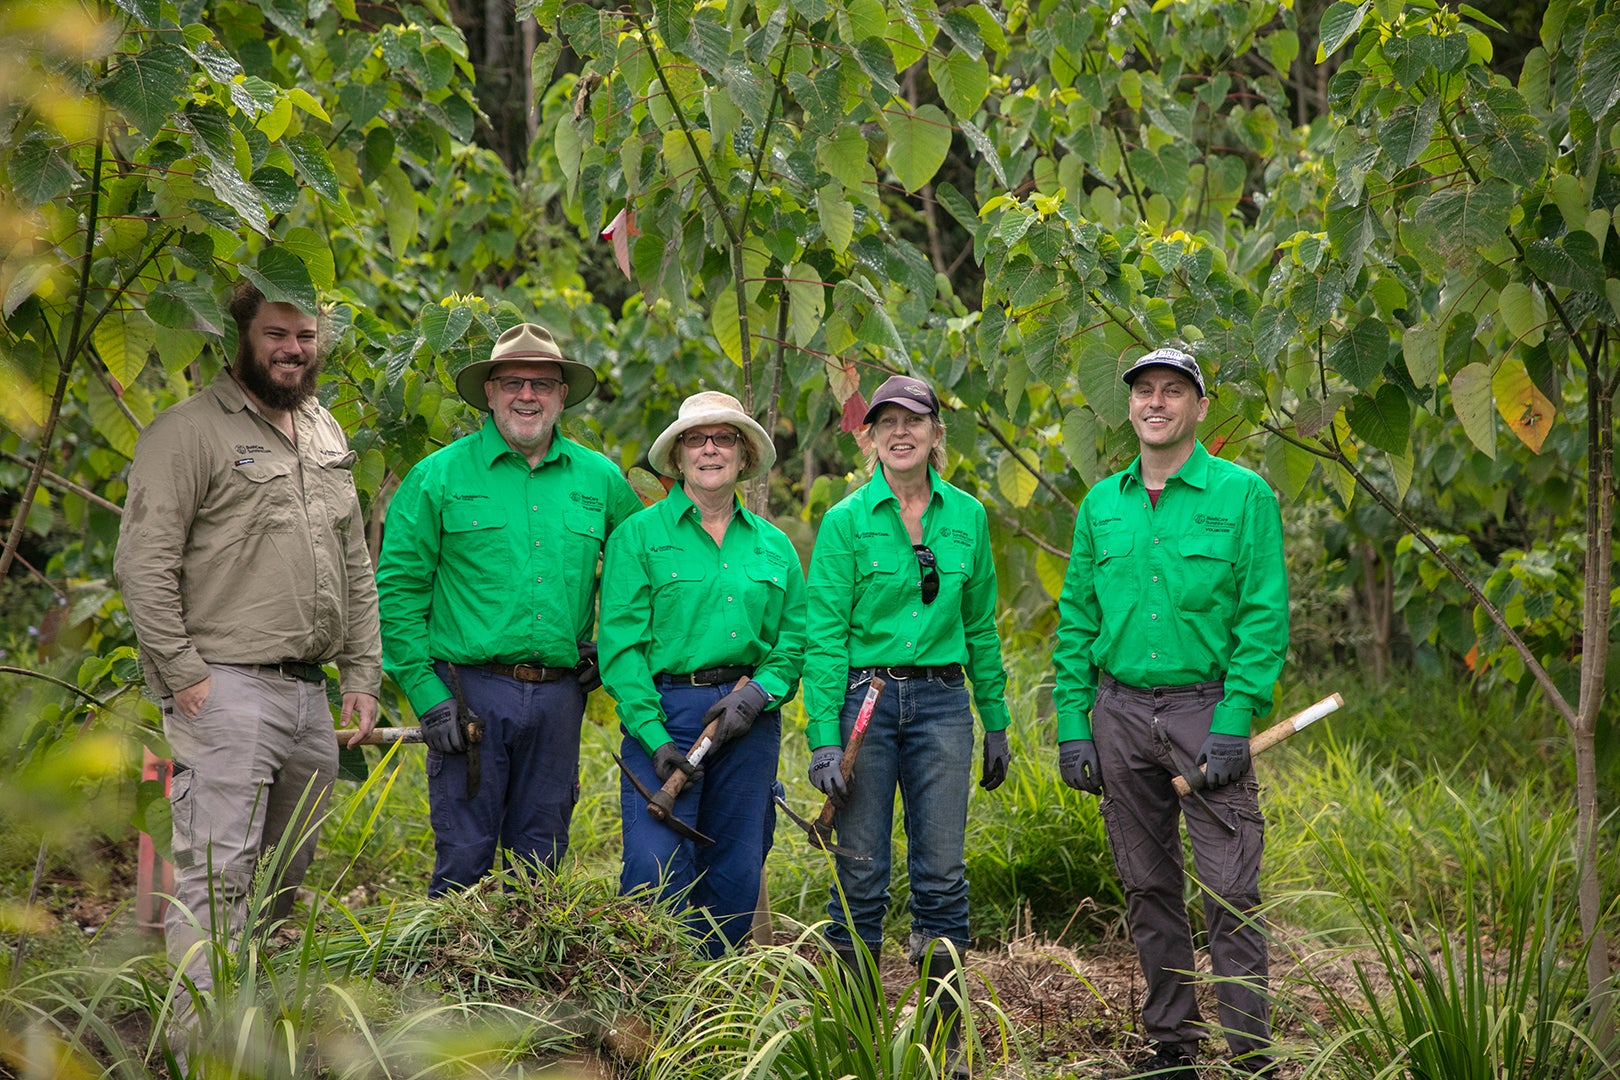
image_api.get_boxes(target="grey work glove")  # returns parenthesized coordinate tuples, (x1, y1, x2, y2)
(808, 745, 850, 809)
(1197, 731, 1252, 789)
(702, 679, 770, 746)
(980, 728, 1011, 790)
(420, 699, 467, 754)
(652, 742, 703, 784)
(1058, 739, 1103, 795)
(574, 641, 602, 694)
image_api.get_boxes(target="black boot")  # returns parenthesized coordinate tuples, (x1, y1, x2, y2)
(830, 940, 883, 1009)
(1102, 1043, 1197, 1078)
(921, 940, 968, 1078)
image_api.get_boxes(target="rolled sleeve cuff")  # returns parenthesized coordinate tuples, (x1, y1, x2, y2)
(338, 664, 383, 699)
(157, 651, 212, 697)
(1210, 700, 1256, 737)
(755, 671, 790, 708)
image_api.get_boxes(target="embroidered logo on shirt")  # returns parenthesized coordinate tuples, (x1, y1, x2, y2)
(451, 493, 489, 501)
(938, 526, 972, 546)
(855, 529, 887, 540)
(234, 443, 267, 455)
(570, 492, 604, 510)
(1193, 513, 1236, 534)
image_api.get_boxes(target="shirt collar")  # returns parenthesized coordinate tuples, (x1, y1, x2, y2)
(867, 465, 945, 508)
(214, 367, 321, 427)
(1124, 440, 1212, 491)
(664, 481, 755, 530)
(478, 415, 570, 469)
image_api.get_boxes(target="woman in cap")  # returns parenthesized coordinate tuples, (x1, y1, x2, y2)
(801, 374, 1011, 1071)
(599, 391, 806, 957)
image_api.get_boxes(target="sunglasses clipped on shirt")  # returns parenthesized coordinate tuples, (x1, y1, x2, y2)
(914, 544, 940, 605)
(678, 430, 741, 449)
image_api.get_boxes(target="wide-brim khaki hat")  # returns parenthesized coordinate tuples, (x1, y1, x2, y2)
(454, 323, 598, 411)
(648, 391, 776, 482)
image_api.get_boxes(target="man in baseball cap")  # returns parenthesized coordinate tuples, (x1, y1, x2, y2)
(377, 322, 642, 895)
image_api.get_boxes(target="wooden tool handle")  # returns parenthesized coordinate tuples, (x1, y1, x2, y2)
(648, 677, 750, 817)
(1172, 692, 1344, 796)
(334, 726, 422, 747)
(813, 676, 886, 830)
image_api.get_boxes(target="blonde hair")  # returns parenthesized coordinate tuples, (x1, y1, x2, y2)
(864, 413, 947, 477)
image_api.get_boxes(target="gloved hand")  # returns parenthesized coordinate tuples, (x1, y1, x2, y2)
(980, 728, 1010, 790)
(808, 745, 850, 808)
(702, 679, 770, 746)
(420, 699, 466, 754)
(652, 741, 703, 784)
(1198, 731, 1252, 788)
(574, 641, 602, 694)
(1058, 739, 1103, 795)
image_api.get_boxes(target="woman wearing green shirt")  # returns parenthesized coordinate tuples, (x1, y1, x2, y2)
(802, 375, 1012, 1065)
(599, 391, 806, 958)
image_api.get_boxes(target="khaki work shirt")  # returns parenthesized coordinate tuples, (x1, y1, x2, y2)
(114, 370, 383, 698)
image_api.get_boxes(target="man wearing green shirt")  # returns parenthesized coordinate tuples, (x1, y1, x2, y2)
(377, 323, 641, 895)
(1053, 348, 1288, 1078)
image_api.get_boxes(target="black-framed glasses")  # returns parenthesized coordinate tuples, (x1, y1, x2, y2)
(914, 544, 940, 605)
(679, 430, 741, 449)
(491, 376, 565, 396)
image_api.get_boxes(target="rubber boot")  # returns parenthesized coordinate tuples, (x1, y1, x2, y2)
(831, 940, 883, 1010)
(921, 940, 968, 1078)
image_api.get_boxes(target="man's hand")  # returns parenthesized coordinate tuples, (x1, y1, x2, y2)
(980, 728, 1011, 790)
(340, 693, 380, 748)
(1058, 739, 1103, 795)
(174, 676, 212, 719)
(1197, 731, 1251, 788)
(702, 680, 770, 746)
(808, 745, 850, 808)
(652, 741, 702, 784)
(420, 699, 467, 754)
(574, 641, 602, 694)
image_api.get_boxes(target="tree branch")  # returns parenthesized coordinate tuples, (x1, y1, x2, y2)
(974, 409, 1077, 514)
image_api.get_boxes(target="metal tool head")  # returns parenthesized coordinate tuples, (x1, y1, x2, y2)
(773, 795, 870, 860)
(611, 753, 715, 846)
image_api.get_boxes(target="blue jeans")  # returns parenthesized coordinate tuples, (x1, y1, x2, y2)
(824, 669, 974, 955)
(619, 681, 781, 958)
(427, 663, 585, 896)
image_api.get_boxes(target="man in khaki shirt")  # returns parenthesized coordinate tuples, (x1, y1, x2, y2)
(114, 277, 381, 1033)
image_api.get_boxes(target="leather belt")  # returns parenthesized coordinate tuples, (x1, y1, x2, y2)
(656, 665, 755, 687)
(242, 661, 327, 684)
(481, 662, 572, 683)
(858, 663, 963, 681)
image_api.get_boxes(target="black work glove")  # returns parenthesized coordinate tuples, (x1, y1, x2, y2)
(702, 679, 770, 746)
(652, 741, 703, 784)
(1197, 731, 1252, 789)
(808, 745, 850, 808)
(574, 641, 602, 694)
(420, 699, 466, 754)
(1058, 739, 1103, 795)
(980, 729, 1011, 790)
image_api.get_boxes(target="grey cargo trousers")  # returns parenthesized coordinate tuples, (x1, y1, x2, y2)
(1094, 675, 1269, 1057)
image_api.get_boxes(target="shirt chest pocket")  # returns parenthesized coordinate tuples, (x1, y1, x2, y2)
(230, 459, 299, 533)
(563, 509, 606, 555)
(1179, 533, 1238, 612)
(442, 505, 508, 561)
(1094, 529, 1135, 578)
(743, 560, 788, 623)
(650, 560, 709, 634)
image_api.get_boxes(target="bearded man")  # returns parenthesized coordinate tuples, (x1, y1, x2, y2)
(115, 276, 382, 1029)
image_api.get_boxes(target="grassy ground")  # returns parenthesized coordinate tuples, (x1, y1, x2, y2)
(2, 658, 1616, 1078)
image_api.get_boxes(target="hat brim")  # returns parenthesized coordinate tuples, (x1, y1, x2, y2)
(861, 396, 937, 425)
(455, 357, 598, 411)
(648, 408, 776, 482)
(1120, 359, 1206, 398)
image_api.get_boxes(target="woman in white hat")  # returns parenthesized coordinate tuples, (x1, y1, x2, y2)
(598, 391, 806, 957)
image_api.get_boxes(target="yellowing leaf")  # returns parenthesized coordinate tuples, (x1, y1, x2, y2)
(711, 289, 742, 363)
(785, 262, 825, 347)
(287, 88, 330, 122)
(996, 453, 1037, 507)
(94, 310, 155, 386)
(1491, 357, 1555, 452)
(1035, 548, 1068, 601)
(257, 94, 293, 140)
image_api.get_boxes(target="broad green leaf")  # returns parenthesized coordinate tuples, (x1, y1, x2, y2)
(1607, 278, 1620, 323)
(109, 0, 160, 26)
(928, 49, 989, 120)
(786, 262, 825, 347)
(711, 289, 743, 363)
(817, 125, 869, 192)
(1346, 384, 1410, 454)
(242, 247, 317, 314)
(147, 280, 224, 336)
(280, 227, 334, 289)
(1378, 96, 1438, 169)
(9, 137, 81, 209)
(1449, 362, 1497, 458)
(1525, 233, 1606, 294)
(1497, 281, 1545, 345)
(1262, 434, 1315, 500)
(420, 304, 474, 352)
(940, 9, 985, 59)
(85, 375, 140, 459)
(1579, 19, 1620, 120)
(852, 36, 899, 95)
(885, 103, 952, 192)
(555, 116, 584, 187)
(1329, 460, 1356, 507)
(857, 302, 905, 353)
(378, 164, 418, 260)
(1402, 321, 1442, 388)
(157, 329, 206, 373)
(1317, 1, 1368, 61)
(1327, 319, 1389, 390)
(198, 159, 270, 236)
(1485, 118, 1548, 187)
(1548, 173, 1586, 230)
(1002, 257, 1056, 310)
(996, 453, 1037, 507)
(1491, 358, 1555, 453)
(1034, 548, 1067, 601)
(94, 310, 155, 386)
(1060, 407, 1099, 486)
(284, 133, 344, 206)
(817, 185, 854, 254)
(1075, 345, 1129, 429)
(628, 466, 668, 505)
(98, 44, 192, 139)
(1411, 179, 1513, 269)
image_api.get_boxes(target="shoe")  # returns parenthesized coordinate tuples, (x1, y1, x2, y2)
(1103, 1043, 1197, 1078)
(1229, 1055, 1277, 1076)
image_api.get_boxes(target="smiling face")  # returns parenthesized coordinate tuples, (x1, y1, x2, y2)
(487, 360, 567, 456)
(1127, 366, 1208, 454)
(234, 301, 322, 412)
(870, 403, 941, 479)
(678, 424, 745, 497)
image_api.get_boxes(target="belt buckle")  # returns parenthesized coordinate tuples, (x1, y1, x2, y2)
(512, 664, 545, 683)
(886, 666, 910, 681)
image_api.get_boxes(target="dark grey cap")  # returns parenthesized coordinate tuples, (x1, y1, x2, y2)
(1121, 347, 1206, 398)
(862, 374, 941, 424)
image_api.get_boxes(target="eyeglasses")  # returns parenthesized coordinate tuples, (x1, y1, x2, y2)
(491, 376, 565, 396)
(914, 544, 940, 605)
(679, 430, 741, 449)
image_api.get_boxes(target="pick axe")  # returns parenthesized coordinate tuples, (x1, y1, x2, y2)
(610, 676, 753, 847)
(775, 675, 886, 858)
(1172, 692, 1344, 796)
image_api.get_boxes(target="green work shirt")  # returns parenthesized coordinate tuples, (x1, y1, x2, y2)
(802, 467, 1010, 749)
(598, 484, 808, 753)
(1052, 441, 1289, 741)
(377, 418, 642, 716)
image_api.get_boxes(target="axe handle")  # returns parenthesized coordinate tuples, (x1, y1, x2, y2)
(648, 676, 751, 818)
(334, 726, 423, 747)
(813, 675, 886, 832)
(1172, 692, 1344, 796)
